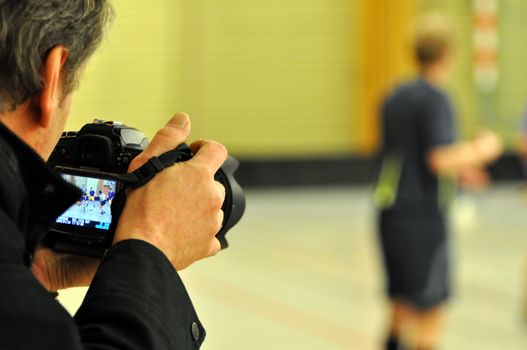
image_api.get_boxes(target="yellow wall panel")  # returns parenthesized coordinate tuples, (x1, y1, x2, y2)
(69, 0, 359, 158)
(68, 0, 183, 138)
(356, 0, 417, 154)
(64, 1, 527, 157)
(178, 1, 359, 157)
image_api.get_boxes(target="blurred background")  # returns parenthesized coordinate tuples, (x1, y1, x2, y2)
(58, 0, 527, 349)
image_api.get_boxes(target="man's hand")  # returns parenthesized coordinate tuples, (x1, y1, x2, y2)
(474, 130, 503, 164)
(459, 166, 491, 191)
(31, 246, 100, 292)
(428, 130, 503, 176)
(113, 113, 227, 270)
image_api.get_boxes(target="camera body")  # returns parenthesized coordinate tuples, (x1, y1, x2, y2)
(50, 120, 148, 172)
(46, 120, 245, 257)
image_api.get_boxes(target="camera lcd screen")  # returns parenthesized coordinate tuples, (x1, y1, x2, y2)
(55, 173, 117, 231)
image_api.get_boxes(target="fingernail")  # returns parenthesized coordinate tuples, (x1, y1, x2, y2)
(172, 113, 189, 128)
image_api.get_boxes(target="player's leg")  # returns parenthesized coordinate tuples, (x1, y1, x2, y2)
(384, 300, 412, 350)
(415, 305, 446, 350)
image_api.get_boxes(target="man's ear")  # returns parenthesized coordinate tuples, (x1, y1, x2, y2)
(32, 46, 69, 128)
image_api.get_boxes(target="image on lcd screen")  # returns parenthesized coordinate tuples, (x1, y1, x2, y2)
(56, 174, 117, 230)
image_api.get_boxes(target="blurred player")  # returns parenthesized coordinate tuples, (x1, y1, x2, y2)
(375, 16, 502, 350)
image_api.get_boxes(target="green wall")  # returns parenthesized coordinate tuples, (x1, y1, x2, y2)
(69, 0, 358, 157)
(497, 0, 527, 142)
(69, 0, 184, 139)
(68, 0, 527, 158)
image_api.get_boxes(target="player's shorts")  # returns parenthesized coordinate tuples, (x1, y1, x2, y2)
(377, 209, 451, 310)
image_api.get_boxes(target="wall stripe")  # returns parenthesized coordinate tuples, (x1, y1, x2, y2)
(356, 0, 416, 154)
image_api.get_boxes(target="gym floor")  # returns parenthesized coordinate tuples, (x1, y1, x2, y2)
(59, 184, 527, 349)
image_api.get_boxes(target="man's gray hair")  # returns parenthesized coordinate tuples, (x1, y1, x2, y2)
(0, 0, 114, 112)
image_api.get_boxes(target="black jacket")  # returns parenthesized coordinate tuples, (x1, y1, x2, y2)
(0, 122, 205, 349)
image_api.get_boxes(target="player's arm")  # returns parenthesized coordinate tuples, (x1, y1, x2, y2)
(427, 130, 502, 176)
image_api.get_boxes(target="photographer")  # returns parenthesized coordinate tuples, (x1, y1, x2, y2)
(0, 1, 226, 348)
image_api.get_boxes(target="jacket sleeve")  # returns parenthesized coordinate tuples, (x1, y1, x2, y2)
(74, 239, 206, 349)
(0, 206, 83, 349)
(0, 207, 205, 350)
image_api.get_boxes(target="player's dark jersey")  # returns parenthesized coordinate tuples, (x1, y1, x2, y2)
(378, 78, 457, 216)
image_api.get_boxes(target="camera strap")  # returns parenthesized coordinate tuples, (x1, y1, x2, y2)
(117, 144, 193, 189)
(109, 144, 193, 238)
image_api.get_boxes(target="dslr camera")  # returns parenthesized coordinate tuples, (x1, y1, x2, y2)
(46, 120, 245, 257)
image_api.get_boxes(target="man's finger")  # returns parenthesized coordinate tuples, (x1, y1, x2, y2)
(215, 181, 226, 203)
(129, 113, 191, 172)
(208, 238, 222, 257)
(189, 140, 228, 174)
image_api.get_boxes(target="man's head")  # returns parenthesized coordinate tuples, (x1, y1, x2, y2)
(414, 15, 452, 83)
(0, 0, 114, 112)
(103, 184, 111, 194)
